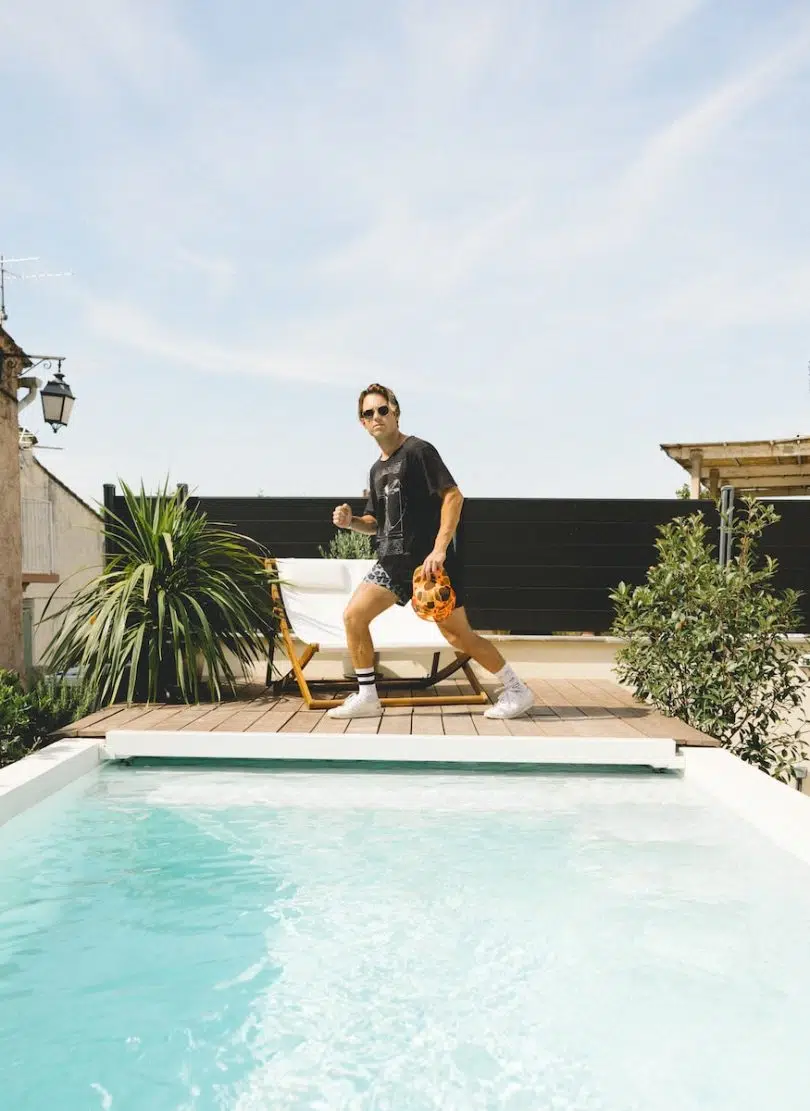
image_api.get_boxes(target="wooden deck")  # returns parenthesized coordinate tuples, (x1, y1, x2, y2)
(60, 678, 718, 746)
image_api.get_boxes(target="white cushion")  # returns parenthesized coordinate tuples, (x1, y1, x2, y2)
(275, 557, 449, 652)
(275, 558, 357, 593)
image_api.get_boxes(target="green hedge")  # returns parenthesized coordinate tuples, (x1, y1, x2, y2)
(0, 670, 93, 769)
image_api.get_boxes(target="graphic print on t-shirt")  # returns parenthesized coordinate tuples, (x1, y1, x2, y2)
(378, 463, 405, 555)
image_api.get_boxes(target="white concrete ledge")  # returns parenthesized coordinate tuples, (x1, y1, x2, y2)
(684, 747, 810, 867)
(0, 740, 101, 827)
(103, 730, 683, 770)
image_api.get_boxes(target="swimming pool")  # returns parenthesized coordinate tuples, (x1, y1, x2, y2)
(2, 763, 810, 1110)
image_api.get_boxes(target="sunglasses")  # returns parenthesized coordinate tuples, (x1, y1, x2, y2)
(361, 404, 390, 420)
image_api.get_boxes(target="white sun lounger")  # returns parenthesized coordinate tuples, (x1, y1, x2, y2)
(267, 558, 487, 710)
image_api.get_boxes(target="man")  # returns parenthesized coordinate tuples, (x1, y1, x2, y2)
(327, 383, 535, 720)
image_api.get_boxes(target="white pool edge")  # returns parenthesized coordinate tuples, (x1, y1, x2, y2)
(683, 747, 810, 868)
(0, 739, 101, 828)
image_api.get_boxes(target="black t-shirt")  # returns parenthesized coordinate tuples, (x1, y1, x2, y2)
(364, 436, 458, 567)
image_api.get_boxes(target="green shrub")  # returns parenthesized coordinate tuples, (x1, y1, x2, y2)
(0, 669, 93, 768)
(42, 480, 277, 706)
(610, 498, 807, 781)
(675, 483, 713, 500)
(318, 529, 373, 559)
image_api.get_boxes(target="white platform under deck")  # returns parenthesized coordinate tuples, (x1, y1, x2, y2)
(102, 730, 684, 769)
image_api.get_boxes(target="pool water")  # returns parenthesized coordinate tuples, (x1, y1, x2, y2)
(2, 766, 810, 1110)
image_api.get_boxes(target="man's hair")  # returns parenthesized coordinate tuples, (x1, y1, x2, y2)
(357, 383, 400, 420)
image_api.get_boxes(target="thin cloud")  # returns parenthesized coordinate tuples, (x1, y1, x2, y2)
(605, 0, 707, 70)
(531, 20, 810, 267)
(652, 263, 810, 328)
(0, 0, 197, 99)
(80, 294, 382, 387)
(316, 198, 531, 293)
(173, 248, 237, 298)
(401, 0, 508, 90)
(618, 24, 810, 217)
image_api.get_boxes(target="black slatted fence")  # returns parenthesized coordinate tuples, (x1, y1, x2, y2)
(103, 487, 810, 633)
(458, 498, 720, 634)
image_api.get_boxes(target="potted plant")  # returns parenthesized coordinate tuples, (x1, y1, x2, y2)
(42, 481, 277, 706)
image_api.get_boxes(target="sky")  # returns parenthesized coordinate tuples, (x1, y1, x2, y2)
(1, 0, 809, 509)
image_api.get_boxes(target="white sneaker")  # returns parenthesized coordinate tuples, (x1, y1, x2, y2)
(484, 684, 535, 720)
(327, 691, 383, 719)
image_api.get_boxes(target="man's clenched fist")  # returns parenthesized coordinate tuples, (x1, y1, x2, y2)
(333, 503, 352, 529)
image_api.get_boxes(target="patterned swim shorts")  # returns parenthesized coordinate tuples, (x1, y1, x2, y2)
(363, 561, 413, 607)
(363, 560, 466, 609)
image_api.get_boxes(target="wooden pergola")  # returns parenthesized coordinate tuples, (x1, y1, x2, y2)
(661, 436, 810, 498)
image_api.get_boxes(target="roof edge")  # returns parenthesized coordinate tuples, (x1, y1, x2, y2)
(28, 455, 103, 520)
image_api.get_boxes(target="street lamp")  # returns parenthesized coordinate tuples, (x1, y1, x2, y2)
(0, 351, 76, 432)
(38, 362, 75, 431)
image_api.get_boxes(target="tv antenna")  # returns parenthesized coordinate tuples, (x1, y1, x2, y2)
(0, 255, 73, 324)
(19, 428, 63, 451)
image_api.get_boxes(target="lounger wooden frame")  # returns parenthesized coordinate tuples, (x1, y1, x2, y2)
(266, 560, 488, 711)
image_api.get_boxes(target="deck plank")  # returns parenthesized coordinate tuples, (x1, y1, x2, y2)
(504, 715, 550, 736)
(377, 686, 415, 734)
(506, 716, 570, 736)
(175, 708, 247, 733)
(472, 714, 510, 736)
(312, 714, 350, 734)
(60, 704, 148, 736)
(412, 701, 446, 718)
(441, 714, 475, 735)
(438, 679, 479, 734)
(162, 706, 224, 730)
(523, 712, 599, 736)
(381, 698, 414, 718)
(213, 710, 284, 733)
(623, 712, 717, 745)
(524, 679, 581, 713)
(534, 681, 649, 736)
(543, 679, 616, 714)
(66, 704, 176, 738)
(565, 679, 718, 746)
(525, 680, 566, 708)
(280, 710, 326, 733)
(378, 713, 414, 735)
(411, 715, 442, 736)
(124, 706, 201, 731)
(567, 679, 637, 708)
(345, 716, 381, 735)
(244, 706, 301, 733)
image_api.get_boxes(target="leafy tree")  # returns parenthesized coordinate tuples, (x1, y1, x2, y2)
(611, 498, 807, 780)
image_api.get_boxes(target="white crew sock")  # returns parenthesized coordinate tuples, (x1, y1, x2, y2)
(355, 666, 378, 700)
(495, 662, 525, 692)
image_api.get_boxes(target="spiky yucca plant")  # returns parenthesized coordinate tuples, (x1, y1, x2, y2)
(42, 481, 276, 706)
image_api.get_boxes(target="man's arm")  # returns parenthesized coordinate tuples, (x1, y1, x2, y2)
(434, 486, 464, 552)
(349, 514, 377, 535)
(422, 486, 463, 577)
(333, 503, 377, 533)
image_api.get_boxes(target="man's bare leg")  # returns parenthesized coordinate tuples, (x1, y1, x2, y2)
(344, 582, 396, 669)
(435, 606, 505, 672)
(326, 582, 397, 717)
(436, 606, 534, 719)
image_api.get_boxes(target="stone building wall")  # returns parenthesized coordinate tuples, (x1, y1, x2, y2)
(20, 453, 103, 665)
(0, 329, 24, 674)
